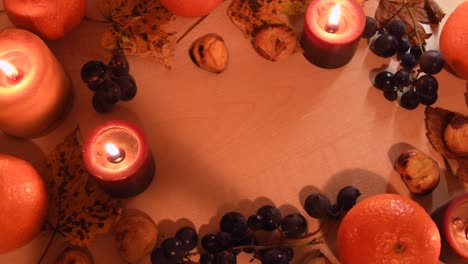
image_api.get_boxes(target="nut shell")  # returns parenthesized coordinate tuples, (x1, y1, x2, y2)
(444, 116, 468, 157)
(114, 209, 159, 263)
(395, 149, 440, 195)
(55, 247, 93, 264)
(190, 33, 229, 73)
(252, 24, 300, 61)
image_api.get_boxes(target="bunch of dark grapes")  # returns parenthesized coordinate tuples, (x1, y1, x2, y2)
(304, 186, 361, 220)
(362, 17, 445, 110)
(151, 226, 199, 264)
(149, 186, 360, 264)
(80, 52, 137, 113)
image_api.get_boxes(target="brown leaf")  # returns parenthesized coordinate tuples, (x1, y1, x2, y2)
(99, 0, 177, 69)
(424, 107, 468, 183)
(375, 0, 445, 46)
(44, 127, 122, 247)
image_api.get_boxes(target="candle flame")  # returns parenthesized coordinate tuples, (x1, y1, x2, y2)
(0, 59, 19, 80)
(105, 143, 125, 163)
(328, 4, 341, 27)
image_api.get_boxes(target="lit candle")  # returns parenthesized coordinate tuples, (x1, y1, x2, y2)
(301, 0, 365, 68)
(0, 28, 72, 138)
(431, 193, 468, 262)
(83, 120, 155, 198)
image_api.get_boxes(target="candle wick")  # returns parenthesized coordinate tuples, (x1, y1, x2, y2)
(325, 24, 339, 34)
(108, 148, 126, 163)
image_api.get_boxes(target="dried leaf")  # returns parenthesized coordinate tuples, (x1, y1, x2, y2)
(375, 0, 445, 46)
(44, 127, 122, 247)
(99, 0, 177, 69)
(425, 107, 468, 183)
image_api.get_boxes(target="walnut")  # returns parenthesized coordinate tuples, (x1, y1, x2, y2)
(55, 247, 93, 264)
(252, 24, 300, 61)
(395, 149, 440, 195)
(114, 209, 158, 263)
(444, 116, 468, 157)
(190, 33, 229, 73)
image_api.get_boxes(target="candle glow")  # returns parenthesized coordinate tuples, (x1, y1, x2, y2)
(105, 143, 125, 163)
(328, 4, 341, 27)
(0, 59, 19, 81)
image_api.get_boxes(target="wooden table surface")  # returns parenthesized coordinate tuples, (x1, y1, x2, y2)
(0, 0, 467, 263)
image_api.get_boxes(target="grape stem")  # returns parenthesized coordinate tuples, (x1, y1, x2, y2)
(37, 230, 58, 264)
(233, 237, 323, 251)
(403, 0, 424, 52)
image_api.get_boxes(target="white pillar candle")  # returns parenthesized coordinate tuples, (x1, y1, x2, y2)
(0, 28, 72, 138)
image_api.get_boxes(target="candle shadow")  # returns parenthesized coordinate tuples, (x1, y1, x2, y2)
(0, 132, 48, 177)
(320, 168, 398, 256)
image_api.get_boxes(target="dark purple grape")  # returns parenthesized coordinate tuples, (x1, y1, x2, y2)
(410, 46, 424, 59)
(371, 33, 399, 58)
(200, 253, 215, 264)
(247, 214, 263, 231)
(362, 16, 378, 38)
(336, 186, 361, 211)
(386, 20, 406, 38)
(262, 249, 289, 264)
(304, 193, 332, 219)
(374, 71, 395, 92)
(81, 60, 108, 90)
(418, 92, 438, 106)
(151, 248, 172, 264)
(114, 75, 137, 101)
(383, 90, 398, 101)
(92, 91, 114, 113)
(201, 234, 218, 253)
(232, 233, 255, 253)
(393, 69, 412, 88)
(399, 90, 420, 110)
(220, 212, 248, 240)
(99, 80, 121, 104)
(257, 205, 282, 231)
(280, 213, 307, 238)
(175, 226, 198, 251)
(109, 52, 130, 77)
(397, 37, 411, 53)
(214, 251, 237, 264)
(161, 237, 186, 262)
(400, 53, 418, 69)
(281, 248, 294, 261)
(214, 232, 233, 252)
(201, 232, 233, 253)
(418, 50, 445, 75)
(415, 75, 438, 98)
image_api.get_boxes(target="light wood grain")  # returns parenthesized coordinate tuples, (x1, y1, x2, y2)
(0, 0, 467, 263)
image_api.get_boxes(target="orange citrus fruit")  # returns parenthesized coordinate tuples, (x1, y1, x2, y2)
(3, 0, 87, 40)
(160, 0, 224, 17)
(0, 154, 48, 254)
(440, 1, 468, 80)
(337, 193, 441, 264)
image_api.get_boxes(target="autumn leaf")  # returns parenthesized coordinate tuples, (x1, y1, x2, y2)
(44, 127, 121, 247)
(424, 107, 468, 183)
(98, 0, 177, 69)
(375, 0, 445, 46)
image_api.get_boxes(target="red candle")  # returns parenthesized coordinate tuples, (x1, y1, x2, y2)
(302, 0, 365, 68)
(83, 120, 155, 198)
(431, 193, 468, 262)
(0, 29, 72, 138)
